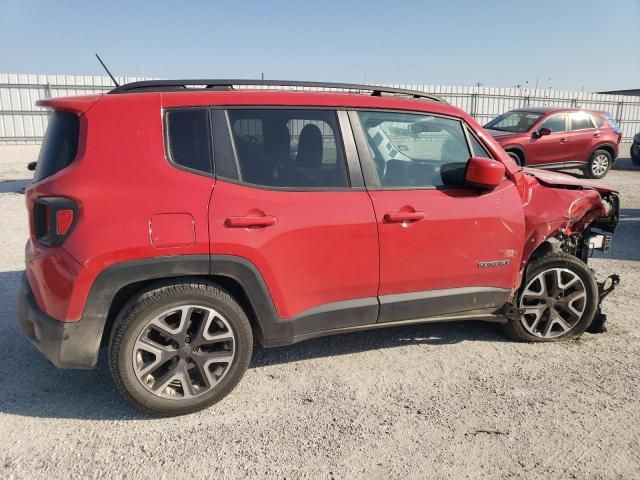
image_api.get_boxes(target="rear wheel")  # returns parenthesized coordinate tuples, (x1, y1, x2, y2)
(584, 149, 612, 179)
(503, 252, 598, 342)
(109, 280, 253, 416)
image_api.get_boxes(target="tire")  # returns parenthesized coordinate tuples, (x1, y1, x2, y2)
(502, 252, 598, 342)
(109, 280, 253, 416)
(633, 155, 640, 167)
(584, 149, 612, 179)
(507, 150, 523, 166)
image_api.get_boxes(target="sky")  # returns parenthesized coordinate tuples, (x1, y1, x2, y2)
(1, 0, 639, 92)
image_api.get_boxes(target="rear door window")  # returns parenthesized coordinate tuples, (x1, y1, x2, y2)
(570, 112, 595, 131)
(227, 109, 349, 188)
(34, 111, 79, 182)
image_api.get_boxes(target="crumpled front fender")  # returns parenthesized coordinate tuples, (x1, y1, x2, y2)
(521, 181, 608, 270)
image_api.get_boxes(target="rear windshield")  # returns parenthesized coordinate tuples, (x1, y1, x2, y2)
(602, 111, 622, 133)
(34, 112, 79, 182)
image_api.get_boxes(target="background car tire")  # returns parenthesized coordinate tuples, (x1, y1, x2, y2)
(584, 149, 612, 179)
(507, 151, 523, 166)
(502, 252, 598, 342)
(109, 280, 253, 416)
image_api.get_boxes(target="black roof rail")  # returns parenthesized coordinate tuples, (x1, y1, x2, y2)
(109, 79, 445, 103)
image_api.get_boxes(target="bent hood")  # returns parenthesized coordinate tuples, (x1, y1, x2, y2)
(523, 167, 618, 194)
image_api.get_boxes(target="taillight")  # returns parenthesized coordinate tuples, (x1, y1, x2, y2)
(33, 197, 78, 246)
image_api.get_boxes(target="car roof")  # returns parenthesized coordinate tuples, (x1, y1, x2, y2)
(105, 79, 471, 117)
(109, 79, 445, 103)
(39, 89, 472, 123)
(511, 106, 600, 114)
(153, 89, 466, 119)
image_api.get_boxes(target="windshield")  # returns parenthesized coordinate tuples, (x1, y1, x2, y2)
(484, 111, 544, 133)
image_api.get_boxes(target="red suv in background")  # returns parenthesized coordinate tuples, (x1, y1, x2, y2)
(485, 108, 622, 178)
(18, 80, 620, 415)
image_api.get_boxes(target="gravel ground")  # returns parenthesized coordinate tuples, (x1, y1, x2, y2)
(1, 144, 639, 480)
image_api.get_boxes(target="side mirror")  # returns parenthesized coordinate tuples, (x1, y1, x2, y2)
(533, 127, 552, 138)
(465, 157, 505, 190)
(27, 161, 37, 171)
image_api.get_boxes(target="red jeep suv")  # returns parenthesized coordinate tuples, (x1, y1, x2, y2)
(485, 108, 622, 178)
(18, 80, 619, 415)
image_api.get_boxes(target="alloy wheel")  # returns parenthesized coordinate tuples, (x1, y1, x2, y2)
(132, 305, 236, 399)
(519, 268, 587, 338)
(591, 154, 609, 176)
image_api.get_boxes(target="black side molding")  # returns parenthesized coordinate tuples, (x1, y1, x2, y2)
(45, 254, 512, 368)
(378, 287, 510, 324)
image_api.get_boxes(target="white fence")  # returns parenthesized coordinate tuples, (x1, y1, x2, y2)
(1, 73, 639, 144)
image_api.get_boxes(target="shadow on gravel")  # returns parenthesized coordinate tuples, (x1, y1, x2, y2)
(596, 208, 640, 262)
(612, 157, 639, 172)
(251, 319, 508, 369)
(0, 179, 30, 194)
(0, 269, 508, 420)
(0, 270, 150, 421)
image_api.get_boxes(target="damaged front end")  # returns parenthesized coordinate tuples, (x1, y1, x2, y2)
(518, 168, 621, 331)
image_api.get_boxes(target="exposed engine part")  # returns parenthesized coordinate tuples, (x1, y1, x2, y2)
(545, 229, 613, 265)
(586, 232, 612, 252)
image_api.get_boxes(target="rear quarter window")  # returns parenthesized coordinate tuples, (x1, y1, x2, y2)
(602, 112, 622, 133)
(590, 113, 606, 128)
(34, 111, 79, 182)
(165, 109, 213, 174)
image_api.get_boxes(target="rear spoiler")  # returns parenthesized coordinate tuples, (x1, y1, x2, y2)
(36, 95, 102, 115)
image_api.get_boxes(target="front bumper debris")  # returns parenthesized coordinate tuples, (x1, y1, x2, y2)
(586, 274, 620, 334)
(587, 232, 613, 254)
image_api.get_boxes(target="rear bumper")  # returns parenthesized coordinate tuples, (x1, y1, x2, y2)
(17, 275, 99, 369)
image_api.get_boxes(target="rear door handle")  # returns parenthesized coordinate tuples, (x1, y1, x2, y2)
(559, 138, 567, 143)
(593, 132, 600, 138)
(383, 211, 425, 223)
(225, 215, 277, 228)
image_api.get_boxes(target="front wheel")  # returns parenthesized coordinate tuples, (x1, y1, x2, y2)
(584, 149, 612, 179)
(109, 280, 253, 416)
(503, 252, 598, 342)
(507, 151, 523, 166)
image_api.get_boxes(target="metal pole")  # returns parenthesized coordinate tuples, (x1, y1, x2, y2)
(616, 101, 624, 125)
(470, 93, 478, 119)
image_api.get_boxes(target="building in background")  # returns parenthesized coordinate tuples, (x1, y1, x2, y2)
(598, 89, 640, 97)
